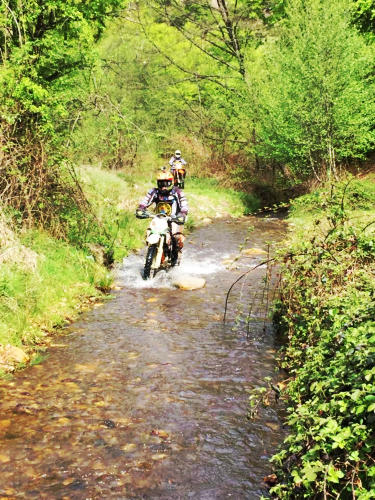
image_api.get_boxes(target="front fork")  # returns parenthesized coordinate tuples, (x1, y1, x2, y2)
(152, 235, 165, 269)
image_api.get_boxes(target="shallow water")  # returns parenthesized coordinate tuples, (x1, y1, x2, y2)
(0, 216, 286, 499)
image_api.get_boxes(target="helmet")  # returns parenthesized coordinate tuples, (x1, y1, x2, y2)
(157, 169, 173, 194)
(174, 150, 181, 158)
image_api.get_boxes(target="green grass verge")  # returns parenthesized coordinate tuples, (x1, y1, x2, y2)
(0, 230, 111, 350)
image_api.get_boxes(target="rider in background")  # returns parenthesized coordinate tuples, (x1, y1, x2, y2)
(169, 150, 187, 187)
(169, 149, 187, 169)
(136, 168, 188, 259)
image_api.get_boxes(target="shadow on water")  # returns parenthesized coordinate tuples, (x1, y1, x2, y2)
(0, 216, 287, 499)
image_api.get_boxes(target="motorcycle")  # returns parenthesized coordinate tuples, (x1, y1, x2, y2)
(171, 161, 186, 189)
(138, 211, 183, 279)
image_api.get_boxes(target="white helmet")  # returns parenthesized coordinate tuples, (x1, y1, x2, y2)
(175, 150, 181, 158)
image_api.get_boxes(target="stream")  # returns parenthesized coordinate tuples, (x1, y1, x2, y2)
(0, 216, 287, 499)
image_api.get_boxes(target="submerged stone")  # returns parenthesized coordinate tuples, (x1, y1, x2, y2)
(241, 247, 268, 256)
(173, 275, 206, 290)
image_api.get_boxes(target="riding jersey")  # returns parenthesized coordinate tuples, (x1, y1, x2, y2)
(138, 187, 188, 217)
(169, 156, 187, 167)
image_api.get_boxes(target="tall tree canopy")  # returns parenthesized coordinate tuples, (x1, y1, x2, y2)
(252, 0, 375, 180)
(0, 0, 126, 233)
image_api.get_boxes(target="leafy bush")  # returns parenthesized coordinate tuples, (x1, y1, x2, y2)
(270, 180, 375, 498)
(291, 178, 375, 215)
(0, 0, 125, 238)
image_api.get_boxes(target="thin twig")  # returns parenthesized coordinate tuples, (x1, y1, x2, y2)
(263, 244, 271, 332)
(223, 257, 276, 323)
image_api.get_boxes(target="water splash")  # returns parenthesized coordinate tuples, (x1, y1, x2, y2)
(116, 247, 223, 289)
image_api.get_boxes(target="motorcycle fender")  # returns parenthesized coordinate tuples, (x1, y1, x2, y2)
(147, 233, 160, 245)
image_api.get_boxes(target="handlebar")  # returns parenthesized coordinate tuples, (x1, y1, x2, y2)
(136, 211, 185, 224)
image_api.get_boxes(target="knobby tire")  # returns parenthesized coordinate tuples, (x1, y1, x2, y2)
(143, 244, 157, 280)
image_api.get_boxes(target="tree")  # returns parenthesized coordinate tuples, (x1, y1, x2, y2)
(145, 0, 286, 79)
(253, 0, 375, 180)
(0, 0, 125, 234)
(71, 2, 256, 170)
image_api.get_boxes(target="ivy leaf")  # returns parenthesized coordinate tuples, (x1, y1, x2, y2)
(301, 462, 323, 483)
(326, 464, 345, 483)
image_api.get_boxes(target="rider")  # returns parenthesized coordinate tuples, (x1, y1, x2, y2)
(169, 149, 187, 169)
(169, 150, 187, 187)
(135, 168, 188, 259)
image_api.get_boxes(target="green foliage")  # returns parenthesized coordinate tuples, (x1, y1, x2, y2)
(0, 0, 126, 237)
(291, 177, 375, 214)
(70, 1, 257, 178)
(1, 0, 125, 145)
(71, 0, 375, 190)
(352, 0, 375, 34)
(270, 179, 375, 498)
(252, 0, 375, 180)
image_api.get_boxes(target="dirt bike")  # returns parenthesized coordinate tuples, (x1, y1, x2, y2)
(171, 161, 186, 189)
(138, 212, 183, 279)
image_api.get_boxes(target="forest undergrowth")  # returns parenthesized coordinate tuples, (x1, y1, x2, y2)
(267, 176, 375, 499)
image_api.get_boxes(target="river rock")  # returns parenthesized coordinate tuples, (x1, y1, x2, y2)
(0, 344, 29, 372)
(87, 243, 105, 264)
(173, 275, 206, 290)
(0, 345, 29, 369)
(241, 247, 268, 256)
(201, 217, 212, 225)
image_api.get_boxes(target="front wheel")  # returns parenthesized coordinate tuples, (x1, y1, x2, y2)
(170, 238, 179, 267)
(143, 244, 157, 279)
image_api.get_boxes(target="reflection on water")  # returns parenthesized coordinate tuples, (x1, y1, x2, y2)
(0, 217, 286, 499)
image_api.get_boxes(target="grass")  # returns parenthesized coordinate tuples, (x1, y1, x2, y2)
(0, 229, 110, 349)
(187, 176, 260, 220)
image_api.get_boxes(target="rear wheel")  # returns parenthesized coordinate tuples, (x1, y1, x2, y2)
(143, 244, 157, 279)
(173, 172, 178, 187)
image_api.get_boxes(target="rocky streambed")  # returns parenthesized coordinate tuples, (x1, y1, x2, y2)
(0, 216, 286, 499)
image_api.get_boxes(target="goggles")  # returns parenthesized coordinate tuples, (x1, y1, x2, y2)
(158, 180, 172, 188)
